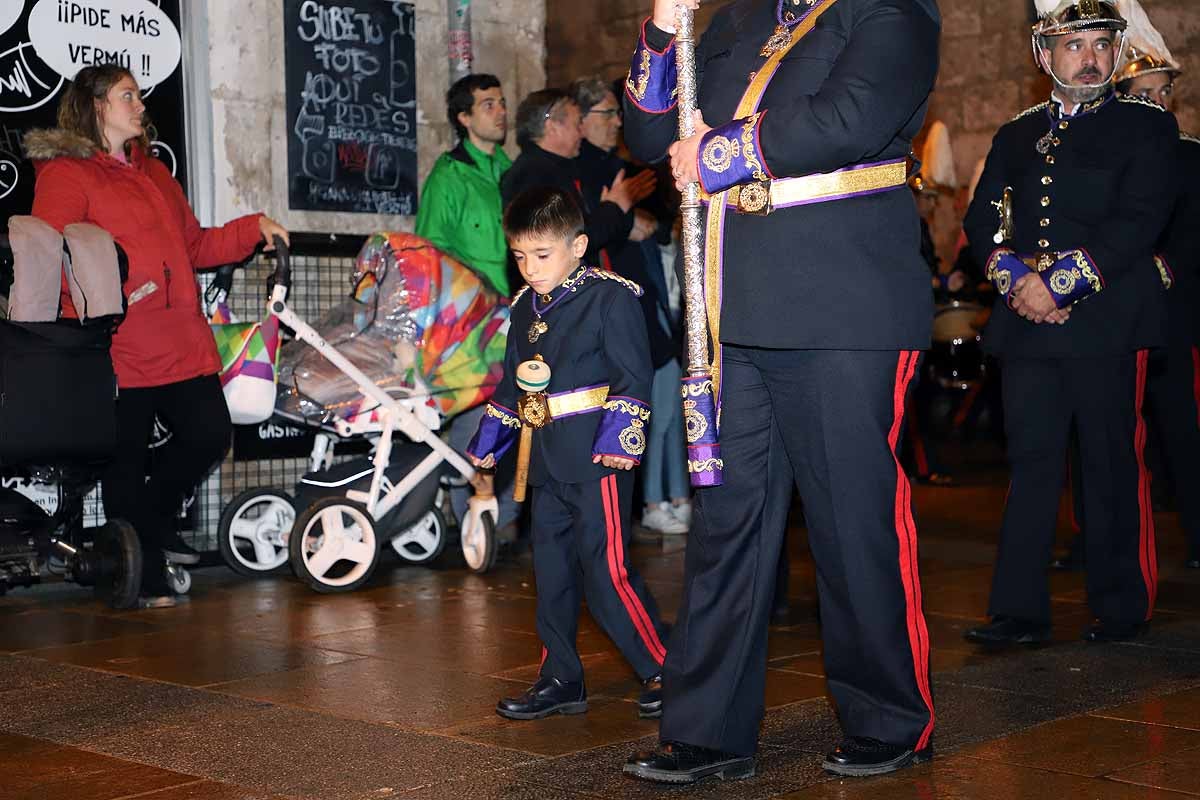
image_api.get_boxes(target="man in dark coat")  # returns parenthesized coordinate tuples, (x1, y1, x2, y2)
(622, 0, 941, 783)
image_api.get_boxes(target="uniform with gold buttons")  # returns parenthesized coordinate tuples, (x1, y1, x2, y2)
(467, 265, 669, 687)
(964, 73, 1178, 634)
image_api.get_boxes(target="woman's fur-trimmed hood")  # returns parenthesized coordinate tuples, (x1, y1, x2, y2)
(22, 129, 99, 161)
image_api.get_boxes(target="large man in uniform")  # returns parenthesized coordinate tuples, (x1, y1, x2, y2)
(1114, 0, 1200, 570)
(963, 0, 1177, 647)
(622, 0, 941, 783)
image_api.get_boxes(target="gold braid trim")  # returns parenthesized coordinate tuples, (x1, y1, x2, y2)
(1118, 95, 1167, 112)
(604, 399, 652, 421)
(1062, 250, 1102, 294)
(589, 269, 644, 296)
(626, 49, 652, 102)
(1011, 101, 1049, 122)
(486, 404, 522, 429)
(740, 112, 768, 182)
(689, 458, 724, 473)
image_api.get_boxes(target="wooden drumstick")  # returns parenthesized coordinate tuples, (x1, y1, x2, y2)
(513, 359, 552, 503)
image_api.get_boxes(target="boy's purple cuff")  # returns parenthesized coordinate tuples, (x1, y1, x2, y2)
(467, 402, 521, 463)
(697, 112, 773, 195)
(1041, 249, 1104, 308)
(625, 18, 678, 114)
(592, 396, 651, 465)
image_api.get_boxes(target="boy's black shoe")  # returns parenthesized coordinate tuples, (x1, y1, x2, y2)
(162, 535, 201, 565)
(624, 741, 755, 784)
(1083, 620, 1146, 642)
(822, 737, 932, 777)
(496, 676, 587, 720)
(963, 616, 1051, 646)
(637, 675, 662, 719)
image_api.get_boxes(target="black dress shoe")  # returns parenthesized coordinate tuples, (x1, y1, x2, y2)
(1083, 620, 1147, 642)
(624, 741, 755, 784)
(822, 737, 932, 777)
(637, 675, 662, 719)
(963, 616, 1051, 646)
(496, 676, 586, 720)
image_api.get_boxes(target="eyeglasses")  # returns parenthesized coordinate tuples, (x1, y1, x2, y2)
(586, 108, 622, 119)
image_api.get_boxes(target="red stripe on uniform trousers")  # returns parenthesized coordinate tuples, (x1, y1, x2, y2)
(540, 646, 548, 670)
(1193, 347, 1200, 428)
(1134, 349, 1158, 617)
(601, 474, 667, 664)
(887, 350, 936, 751)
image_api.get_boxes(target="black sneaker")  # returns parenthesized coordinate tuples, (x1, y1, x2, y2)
(638, 675, 662, 719)
(822, 737, 932, 777)
(162, 535, 201, 565)
(624, 741, 755, 784)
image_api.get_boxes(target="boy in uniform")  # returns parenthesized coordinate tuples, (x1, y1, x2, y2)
(468, 187, 668, 720)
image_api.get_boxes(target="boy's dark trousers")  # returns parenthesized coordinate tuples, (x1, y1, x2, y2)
(531, 470, 668, 683)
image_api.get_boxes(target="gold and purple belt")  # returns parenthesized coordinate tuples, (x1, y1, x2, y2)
(704, 158, 909, 216)
(546, 384, 609, 419)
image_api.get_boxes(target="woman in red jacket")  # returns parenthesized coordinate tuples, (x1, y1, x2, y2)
(27, 65, 288, 608)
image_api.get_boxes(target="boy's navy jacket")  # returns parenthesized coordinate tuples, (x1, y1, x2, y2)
(468, 266, 654, 486)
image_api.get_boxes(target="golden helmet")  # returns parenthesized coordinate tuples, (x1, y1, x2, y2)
(1114, 0, 1182, 85)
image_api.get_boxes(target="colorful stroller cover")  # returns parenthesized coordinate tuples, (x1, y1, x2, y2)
(276, 233, 509, 429)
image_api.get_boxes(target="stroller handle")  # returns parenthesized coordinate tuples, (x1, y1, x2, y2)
(270, 236, 291, 290)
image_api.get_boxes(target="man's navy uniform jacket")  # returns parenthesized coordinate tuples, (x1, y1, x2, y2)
(467, 266, 653, 486)
(964, 92, 1177, 356)
(624, 0, 940, 351)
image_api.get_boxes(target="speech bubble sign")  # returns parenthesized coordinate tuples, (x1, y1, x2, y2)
(28, 0, 181, 89)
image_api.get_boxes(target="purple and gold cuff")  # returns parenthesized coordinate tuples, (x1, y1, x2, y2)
(697, 112, 774, 196)
(1154, 255, 1174, 290)
(467, 402, 521, 463)
(1041, 249, 1104, 308)
(985, 249, 1032, 307)
(592, 396, 651, 465)
(625, 18, 678, 115)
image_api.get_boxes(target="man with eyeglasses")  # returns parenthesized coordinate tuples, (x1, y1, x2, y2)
(502, 89, 655, 267)
(417, 74, 513, 296)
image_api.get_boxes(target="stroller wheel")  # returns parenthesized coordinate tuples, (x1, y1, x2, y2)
(290, 497, 380, 593)
(389, 508, 447, 565)
(166, 564, 192, 595)
(218, 488, 296, 576)
(461, 505, 498, 574)
(93, 519, 142, 610)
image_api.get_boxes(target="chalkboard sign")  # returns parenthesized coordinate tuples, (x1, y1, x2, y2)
(0, 0, 190, 229)
(284, 0, 418, 216)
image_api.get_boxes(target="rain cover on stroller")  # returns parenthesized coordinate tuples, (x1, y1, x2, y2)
(275, 233, 509, 429)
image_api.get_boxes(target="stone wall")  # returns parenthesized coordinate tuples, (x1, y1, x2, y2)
(203, 0, 546, 235)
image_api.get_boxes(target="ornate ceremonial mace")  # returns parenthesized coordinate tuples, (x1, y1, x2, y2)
(675, 4, 723, 487)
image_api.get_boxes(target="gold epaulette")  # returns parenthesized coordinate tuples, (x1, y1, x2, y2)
(589, 269, 644, 297)
(1011, 101, 1049, 122)
(1181, 132, 1200, 146)
(1119, 95, 1167, 112)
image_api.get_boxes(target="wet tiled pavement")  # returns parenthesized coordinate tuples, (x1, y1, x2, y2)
(2, 447, 1200, 799)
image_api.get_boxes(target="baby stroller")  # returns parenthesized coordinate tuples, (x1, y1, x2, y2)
(0, 218, 163, 608)
(217, 233, 508, 592)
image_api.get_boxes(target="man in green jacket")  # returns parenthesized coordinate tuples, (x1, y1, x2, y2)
(416, 74, 513, 296)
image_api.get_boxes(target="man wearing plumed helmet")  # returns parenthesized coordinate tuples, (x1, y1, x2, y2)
(961, 0, 1178, 647)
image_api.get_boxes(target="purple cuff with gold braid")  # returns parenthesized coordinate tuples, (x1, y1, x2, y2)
(985, 248, 1033, 308)
(697, 112, 774, 196)
(625, 18, 678, 115)
(592, 396, 651, 465)
(1154, 254, 1174, 290)
(1040, 249, 1104, 308)
(466, 402, 522, 463)
(682, 375, 722, 488)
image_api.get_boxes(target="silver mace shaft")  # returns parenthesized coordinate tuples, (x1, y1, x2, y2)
(674, 5, 709, 379)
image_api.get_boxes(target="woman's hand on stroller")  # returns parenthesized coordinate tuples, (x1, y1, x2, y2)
(594, 454, 636, 471)
(258, 216, 290, 251)
(470, 453, 497, 470)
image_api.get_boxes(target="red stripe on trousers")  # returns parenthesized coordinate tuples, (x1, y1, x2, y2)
(601, 474, 667, 664)
(1193, 347, 1200, 428)
(539, 646, 548, 670)
(1134, 349, 1158, 618)
(887, 351, 936, 751)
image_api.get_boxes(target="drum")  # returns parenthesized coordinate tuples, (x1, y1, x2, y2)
(928, 301, 987, 390)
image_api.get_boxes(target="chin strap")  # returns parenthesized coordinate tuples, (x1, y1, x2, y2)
(1032, 32, 1127, 92)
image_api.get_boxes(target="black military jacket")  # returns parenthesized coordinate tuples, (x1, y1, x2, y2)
(468, 267, 653, 486)
(964, 93, 1178, 358)
(624, 0, 941, 350)
(1160, 134, 1200, 348)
